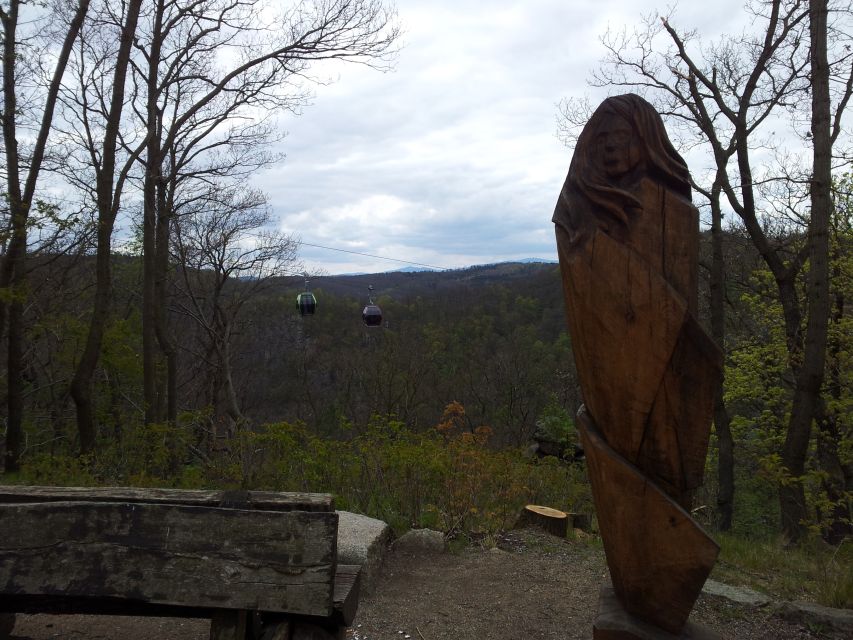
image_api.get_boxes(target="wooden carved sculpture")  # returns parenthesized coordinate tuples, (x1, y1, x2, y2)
(553, 94, 722, 636)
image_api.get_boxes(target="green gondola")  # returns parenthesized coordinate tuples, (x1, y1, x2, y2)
(297, 291, 316, 316)
(297, 276, 316, 316)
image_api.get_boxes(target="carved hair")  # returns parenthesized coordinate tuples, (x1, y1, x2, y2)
(553, 94, 691, 244)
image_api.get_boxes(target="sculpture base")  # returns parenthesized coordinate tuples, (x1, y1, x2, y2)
(593, 588, 721, 640)
(578, 411, 719, 631)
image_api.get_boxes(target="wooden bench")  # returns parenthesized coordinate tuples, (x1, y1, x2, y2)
(0, 486, 360, 640)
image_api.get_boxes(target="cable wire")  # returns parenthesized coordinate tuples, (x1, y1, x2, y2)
(297, 241, 447, 271)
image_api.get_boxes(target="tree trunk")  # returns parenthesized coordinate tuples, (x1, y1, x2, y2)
(714, 388, 734, 531)
(0, 1, 21, 345)
(142, 213, 158, 425)
(1, 2, 25, 471)
(0, 0, 90, 467)
(0, 0, 89, 338)
(220, 337, 245, 428)
(140, 0, 179, 427)
(70, 0, 143, 453)
(142, 0, 165, 426)
(4, 301, 24, 472)
(69, 223, 113, 454)
(814, 247, 851, 544)
(154, 182, 177, 425)
(815, 400, 851, 544)
(780, 0, 832, 543)
(709, 181, 734, 531)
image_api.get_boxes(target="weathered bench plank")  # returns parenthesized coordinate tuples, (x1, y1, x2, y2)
(0, 502, 337, 617)
(0, 486, 333, 512)
(331, 565, 360, 628)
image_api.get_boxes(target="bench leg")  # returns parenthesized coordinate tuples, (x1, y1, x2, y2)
(0, 613, 15, 640)
(259, 619, 292, 640)
(210, 610, 249, 640)
(291, 623, 341, 640)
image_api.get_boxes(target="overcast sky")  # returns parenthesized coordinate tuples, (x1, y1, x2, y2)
(254, 0, 748, 275)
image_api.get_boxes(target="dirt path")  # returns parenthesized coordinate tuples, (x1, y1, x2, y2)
(353, 530, 838, 640)
(7, 530, 844, 640)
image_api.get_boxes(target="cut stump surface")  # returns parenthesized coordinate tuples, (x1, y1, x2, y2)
(519, 505, 569, 538)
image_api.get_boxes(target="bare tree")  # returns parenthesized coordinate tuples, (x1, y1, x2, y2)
(557, 0, 853, 540)
(171, 183, 298, 443)
(58, 0, 145, 454)
(697, 174, 736, 530)
(129, 0, 399, 426)
(0, 0, 90, 470)
(788, 0, 833, 540)
(52, 0, 397, 450)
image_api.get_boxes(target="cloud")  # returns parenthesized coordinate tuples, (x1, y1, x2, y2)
(252, 0, 750, 275)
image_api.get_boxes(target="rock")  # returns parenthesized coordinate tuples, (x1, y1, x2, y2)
(336, 511, 392, 596)
(777, 600, 853, 633)
(393, 528, 447, 554)
(702, 579, 771, 607)
(534, 439, 563, 457)
(702, 580, 853, 634)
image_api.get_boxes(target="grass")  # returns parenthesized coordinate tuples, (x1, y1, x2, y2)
(711, 532, 853, 608)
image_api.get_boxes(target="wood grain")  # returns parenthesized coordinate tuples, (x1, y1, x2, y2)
(0, 501, 336, 617)
(332, 565, 361, 627)
(519, 505, 569, 538)
(558, 217, 720, 507)
(579, 411, 718, 634)
(0, 486, 333, 512)
(554, 94, 721, 636)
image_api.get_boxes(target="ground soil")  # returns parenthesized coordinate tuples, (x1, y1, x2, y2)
(6, 529, 845, 640)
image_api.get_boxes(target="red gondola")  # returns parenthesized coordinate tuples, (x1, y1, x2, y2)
(362, 285, 382, 327)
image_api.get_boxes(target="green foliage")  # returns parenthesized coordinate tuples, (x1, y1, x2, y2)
(225, 408, 590, 537)
(11, 407, 849, 608)
(11, 412, 202, 489)
(99, 419, 194, 485)
(12, 406, 591, 539)
(718, 183, 853, 540)
(10, 453, 99, 487)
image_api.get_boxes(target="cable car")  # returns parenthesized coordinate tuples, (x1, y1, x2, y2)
(362, 285, 382, 327)
(296, 276, 316, 316)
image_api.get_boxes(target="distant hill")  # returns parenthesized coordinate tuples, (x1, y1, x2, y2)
(513, 258, 558, 265)
(341, 259, 557, 277)
(279, 260, 562, 301)
(387, 266, 437, 273)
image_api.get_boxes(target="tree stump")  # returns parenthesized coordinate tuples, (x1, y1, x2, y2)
(519, 505, 569, 537)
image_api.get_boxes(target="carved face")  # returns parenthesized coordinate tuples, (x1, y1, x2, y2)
(596, 113, 642, 178)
